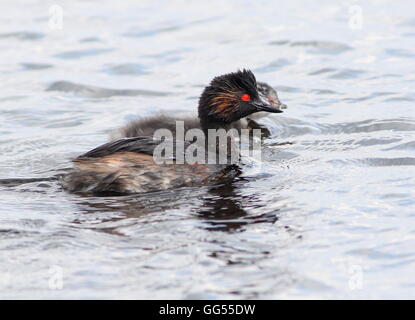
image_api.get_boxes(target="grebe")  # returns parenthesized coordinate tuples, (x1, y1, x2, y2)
(111, 82, 286, 140)
(64, 70, 283, 195)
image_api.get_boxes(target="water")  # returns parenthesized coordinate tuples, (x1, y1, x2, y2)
(0, 0, 414, 299)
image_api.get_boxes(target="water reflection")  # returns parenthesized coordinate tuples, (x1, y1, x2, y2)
(67, 177, 279, 235)
(195, 181, 279, 232)
(70, 187, 201, 235)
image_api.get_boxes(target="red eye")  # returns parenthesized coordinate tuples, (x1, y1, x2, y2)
(241, 94, 251, 101)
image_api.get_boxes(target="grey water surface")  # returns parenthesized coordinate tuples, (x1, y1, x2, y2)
(0, 0, 414, 299)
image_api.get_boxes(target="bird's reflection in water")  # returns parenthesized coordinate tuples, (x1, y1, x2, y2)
(69, 179, 279, 235)
(195, 181, 279, 232)
(70, 187, 207, 235)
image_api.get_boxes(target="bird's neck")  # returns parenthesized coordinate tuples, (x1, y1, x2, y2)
(199, 117, 235, 134)
(199, 115, 241, 165)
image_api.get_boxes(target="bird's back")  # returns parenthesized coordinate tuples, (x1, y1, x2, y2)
(63, 137, 233, 195)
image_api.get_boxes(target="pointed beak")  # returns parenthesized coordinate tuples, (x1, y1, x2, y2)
(253, 100, 283, 113)
(267, 96, 287, 111)
(278, 103, 288, 110)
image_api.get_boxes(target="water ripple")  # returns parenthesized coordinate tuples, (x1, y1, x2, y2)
(269, 40, 352, 54)
(47, 81, 173, 98)
(0, 31, 44, 40)
(103, 63, 149, 76)
(54, 48, 114, 59)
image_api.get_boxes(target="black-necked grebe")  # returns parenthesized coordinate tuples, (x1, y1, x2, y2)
(64, 70, 283, 195)
(111, 82, 286, 140)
